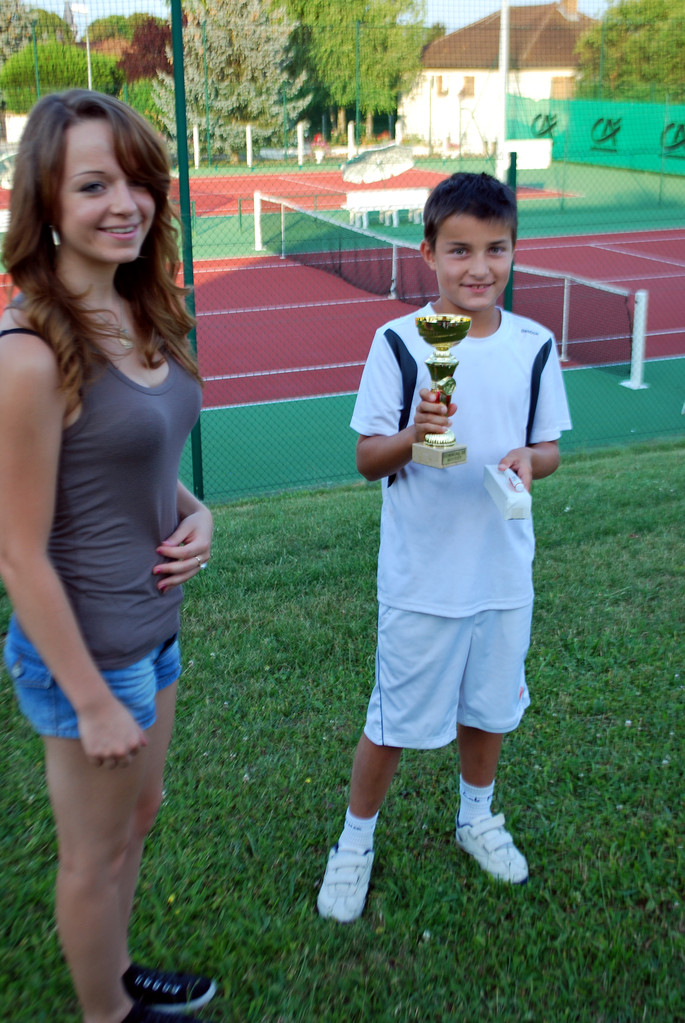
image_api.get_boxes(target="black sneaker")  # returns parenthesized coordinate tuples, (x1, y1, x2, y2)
(122, 964, 217, 1014)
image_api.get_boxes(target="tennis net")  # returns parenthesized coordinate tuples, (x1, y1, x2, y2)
(512, 266, 647, 379)
(253, 191, 648, 381)
(254, 191, 436, 302)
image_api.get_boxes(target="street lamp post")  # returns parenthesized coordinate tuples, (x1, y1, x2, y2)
(496, 0, 510, 180)
(31, 20, 40, 98)
(202, 20, 211, 166)
(72, 3, 92, 90)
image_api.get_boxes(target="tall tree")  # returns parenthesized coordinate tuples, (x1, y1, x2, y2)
(279, 0, 426, 137)
(0, 0, 32, 65)
(116, 16, 170, 130)
(0, 40, 123, 111)
(89, 14, 131, 44)
(29, 9, 76, 45)
(154, 0, 308, 160)
(575, 0, 685, 102)
(118, 16, 170, 83)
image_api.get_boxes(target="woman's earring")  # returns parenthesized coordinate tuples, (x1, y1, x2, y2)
(51, 226, 60, 247)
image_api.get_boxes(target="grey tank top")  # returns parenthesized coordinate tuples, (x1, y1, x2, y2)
(45, 356, 203, 669)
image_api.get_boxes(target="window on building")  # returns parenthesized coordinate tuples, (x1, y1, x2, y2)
(461, 76, 475, 98)
(436, 76, 449, 96)
(551, 76, 574, 100)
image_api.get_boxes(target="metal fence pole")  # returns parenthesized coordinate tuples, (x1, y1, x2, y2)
(504, 151, 517, 312)
(171, 0, 204, 500)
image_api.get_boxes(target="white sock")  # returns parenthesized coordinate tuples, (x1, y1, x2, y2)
(457, 775, 495, 827)
(338, 807, 378, 852)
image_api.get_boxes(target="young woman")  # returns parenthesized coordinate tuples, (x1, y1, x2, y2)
(0, 91, 216, 1023)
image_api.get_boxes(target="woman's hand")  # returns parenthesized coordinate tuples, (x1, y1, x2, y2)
(78, 695, 148, 768)
(154, 502, 213, 592)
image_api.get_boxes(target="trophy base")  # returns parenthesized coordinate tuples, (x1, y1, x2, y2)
(412, 441, 467, 468)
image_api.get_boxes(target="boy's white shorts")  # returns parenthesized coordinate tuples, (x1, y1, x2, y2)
(364, 603, 533, 749)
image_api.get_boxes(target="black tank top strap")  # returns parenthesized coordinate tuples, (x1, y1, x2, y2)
(0, 328, 42, 337)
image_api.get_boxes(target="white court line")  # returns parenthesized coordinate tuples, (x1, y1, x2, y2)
(590, 233, 685, 246)
(518, 232, 685, 273)
(204, 361, 364, 382)
(274, 175, 348, 195)
(587, 242, 685, 270)
(640, 325, 685, 337)
(202, 353, 684, 408)
(203, 327, 685, 386)
(197, 295, 391, 317)
(517, 269, 685, 285)
(191, 261, 317, 275)
(518, 230, 685, 251)
(203, 390, 358, 412)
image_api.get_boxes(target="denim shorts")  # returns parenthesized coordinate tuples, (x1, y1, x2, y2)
(3, 616, 181, 739)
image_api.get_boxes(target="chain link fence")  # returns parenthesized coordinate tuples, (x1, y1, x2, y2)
(0, 0, 683, 501)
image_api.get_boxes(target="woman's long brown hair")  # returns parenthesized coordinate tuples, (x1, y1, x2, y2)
(2, 89, 202, 412)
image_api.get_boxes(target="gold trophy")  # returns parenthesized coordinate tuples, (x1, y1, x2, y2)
(412, 314, 471, 468)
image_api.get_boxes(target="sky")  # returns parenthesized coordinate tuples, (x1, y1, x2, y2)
(37, 0, 169, 19)
(36, 0, 614, 27)
(425, 1, 611, 32)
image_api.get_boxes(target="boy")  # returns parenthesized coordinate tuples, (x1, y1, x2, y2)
(317, 172, 572, 923)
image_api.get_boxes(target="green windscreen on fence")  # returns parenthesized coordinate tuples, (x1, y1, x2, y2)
(508, 96, 685, 176)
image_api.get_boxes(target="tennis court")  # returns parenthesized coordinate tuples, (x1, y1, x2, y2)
(194, 224, 685, 409)
(186, 201, 684, 501)
(1, 164, 683, 501)
(174, 165, 570, 219)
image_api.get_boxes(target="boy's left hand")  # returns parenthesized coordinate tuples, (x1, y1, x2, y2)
(499, 441, 561, 490)
(498, 448, 533, 491)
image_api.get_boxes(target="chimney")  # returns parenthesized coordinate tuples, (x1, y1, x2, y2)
(561, 0, 578, 14)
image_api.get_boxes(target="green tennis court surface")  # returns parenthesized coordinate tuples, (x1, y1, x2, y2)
(180, 357, 685, 503)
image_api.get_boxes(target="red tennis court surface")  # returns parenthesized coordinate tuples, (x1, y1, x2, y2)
(195, 227, 685, 409)
(0, 181, 681, 408)
(195, 259, 408, 408)
(171, 168, 565, 216)
(517, 230, 685, 361)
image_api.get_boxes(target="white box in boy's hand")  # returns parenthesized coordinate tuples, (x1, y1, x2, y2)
(483, 465, 532, 519)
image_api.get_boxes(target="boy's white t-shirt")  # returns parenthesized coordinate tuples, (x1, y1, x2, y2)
(351, 303, 572, 618)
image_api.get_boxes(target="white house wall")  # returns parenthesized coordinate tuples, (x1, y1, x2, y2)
(398, 68, 574, 155)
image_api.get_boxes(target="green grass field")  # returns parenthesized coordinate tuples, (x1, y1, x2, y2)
(1, 441, 684, 1022)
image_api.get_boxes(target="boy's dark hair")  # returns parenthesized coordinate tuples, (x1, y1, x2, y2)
(423, 172, 517, 250)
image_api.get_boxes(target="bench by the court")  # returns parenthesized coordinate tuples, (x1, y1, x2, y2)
(343, 188, 430, 229)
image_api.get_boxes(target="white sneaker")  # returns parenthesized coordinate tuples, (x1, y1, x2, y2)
(316, 843, 374, 922)
(456, 813, 529, 884)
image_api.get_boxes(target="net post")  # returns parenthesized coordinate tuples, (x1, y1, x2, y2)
(254, 191, 262, 251)
(390, 244, 398, 299)
(560, 277, 571, 361)
(280, 203, 286, 260)
(621, 289, 649, 390)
